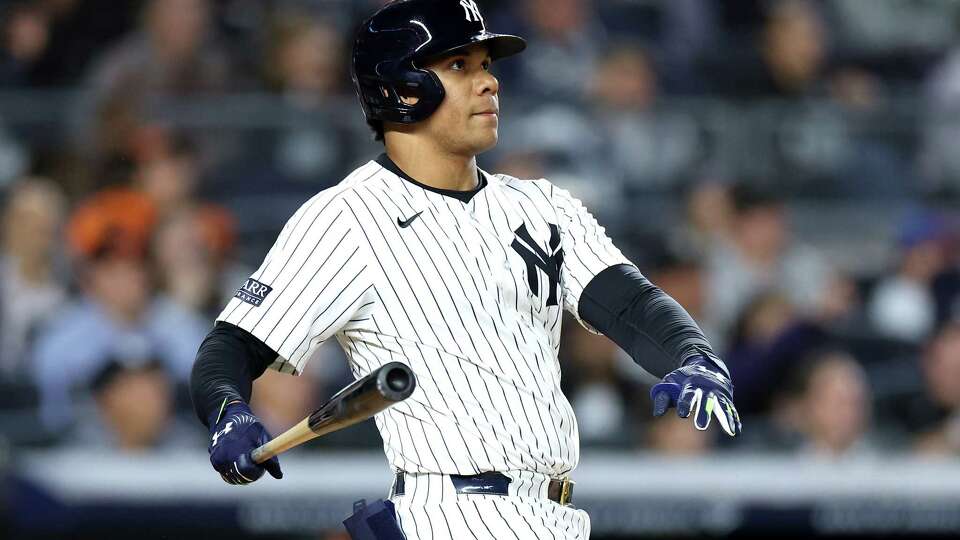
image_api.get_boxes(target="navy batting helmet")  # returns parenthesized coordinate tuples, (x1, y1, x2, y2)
(351, 0, 526, 127)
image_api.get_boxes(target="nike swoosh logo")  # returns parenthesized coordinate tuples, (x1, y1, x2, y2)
(397, 211, 423, 228)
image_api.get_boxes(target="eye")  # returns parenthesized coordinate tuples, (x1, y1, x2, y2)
(482, 59, 491, 71)
(450, 59, 466, 71)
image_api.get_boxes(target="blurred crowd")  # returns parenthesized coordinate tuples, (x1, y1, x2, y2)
(0, 0, 958, 464)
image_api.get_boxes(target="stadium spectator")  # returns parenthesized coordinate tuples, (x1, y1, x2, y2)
(128, 132, 244, 314)
(704, 182, 833, 339)
(723, 0, 829, 99)
(593, 0, 719, 93)
(724, 293, 828, 416)
(70, 339, 201, 451)
(792, 350, 875, 457)
(31, 189, 207, 431)
(3, 0, 140, 88)
(86, 0, 228, 97)
(253, 11, 357, 186)
(588, 44, 701, 192)
(0, 1, 50, 87)
(669, 181, 734, 260)
(760, 0, 829, 97)
(152, 204, 238, 319)
(640, 245, 720, 346)
(511, 0, 604, 100)
(868, 210, 948, 343)
(263, 11, 346, 100)
(130, 135, 203, 215)
(914, 322, 960, 456)
(0, 177, 67, 380)
(73, 0, 230, 185)
(818, 65, 916, 199)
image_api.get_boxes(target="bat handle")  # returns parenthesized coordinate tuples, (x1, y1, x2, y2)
(249, 446, 269, 464)
(250, 417, 313, 464)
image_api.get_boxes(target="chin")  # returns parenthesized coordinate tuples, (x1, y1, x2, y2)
(474, 130, 499, 154)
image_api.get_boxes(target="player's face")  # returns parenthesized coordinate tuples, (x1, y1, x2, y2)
(421, 45, 500, 155)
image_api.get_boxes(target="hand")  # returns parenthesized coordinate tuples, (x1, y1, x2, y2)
(650, 355, 741, 437)
(208, 401, 283, 484)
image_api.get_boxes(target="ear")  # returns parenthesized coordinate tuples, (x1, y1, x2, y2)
(381, 84, 421, 106)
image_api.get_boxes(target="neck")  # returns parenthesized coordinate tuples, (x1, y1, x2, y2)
(384, 136, 479, 191)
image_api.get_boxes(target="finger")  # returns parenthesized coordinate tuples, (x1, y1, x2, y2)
(650, 382, 679, 416)
(263, 457, 283, 480)
(693, 389, 712, 430)
(712, 394, 733, 436)
(234, 452, 266, 483)
(722, 394, 742, 436)
(651, 390, 672, 417)
(234, 461, 254, 484)
(676, 385, 697, 418)
(733, 402, 743, 433)
(252, 430, 281, 479)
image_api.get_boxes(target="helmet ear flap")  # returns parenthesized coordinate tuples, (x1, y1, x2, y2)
(370, 66, 445, 124)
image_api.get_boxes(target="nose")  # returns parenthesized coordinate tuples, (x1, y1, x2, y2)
(477, 70, 499, 96)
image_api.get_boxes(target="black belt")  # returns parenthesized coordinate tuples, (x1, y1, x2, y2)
(393, 471, 575, 505)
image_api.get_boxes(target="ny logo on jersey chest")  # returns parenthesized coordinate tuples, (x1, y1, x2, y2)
(511, 223, 563, 306)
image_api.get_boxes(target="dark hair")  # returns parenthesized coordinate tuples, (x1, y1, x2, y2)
(368, 119, 385, 142)
(90, 357, 164, 393)
(730, 182, 783, 215)
(787, 346, 858, 397)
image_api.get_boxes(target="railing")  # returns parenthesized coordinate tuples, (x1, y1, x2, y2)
(0, 90, 945, 193)
(8, 449, 960, 536)
(0, 91, 948, 269)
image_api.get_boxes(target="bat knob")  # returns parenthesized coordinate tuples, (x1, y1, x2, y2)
(379, 362, 416, 401)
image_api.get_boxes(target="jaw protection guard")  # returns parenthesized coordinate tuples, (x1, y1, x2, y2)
(351, 0, 526, 125)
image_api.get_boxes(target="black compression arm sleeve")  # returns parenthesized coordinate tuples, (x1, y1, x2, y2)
(190, 321, 278, 428)
(578, 263, 720, 378)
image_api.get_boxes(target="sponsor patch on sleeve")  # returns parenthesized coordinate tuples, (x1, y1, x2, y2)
(235, 278, 273, 307)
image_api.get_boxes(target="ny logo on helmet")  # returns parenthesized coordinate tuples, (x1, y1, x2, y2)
(460, 0, 483, 23)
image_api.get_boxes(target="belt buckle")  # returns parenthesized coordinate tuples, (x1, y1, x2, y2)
(559, 478, 575, 506)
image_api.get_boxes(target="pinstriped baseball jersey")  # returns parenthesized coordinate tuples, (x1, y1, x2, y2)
(218, 155, 630, 477)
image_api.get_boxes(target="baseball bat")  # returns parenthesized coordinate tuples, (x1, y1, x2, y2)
(250, 362, 416, 464)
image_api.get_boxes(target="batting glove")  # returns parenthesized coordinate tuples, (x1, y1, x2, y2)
(208, 401, 282, 485)
(650, 355, 742, 437)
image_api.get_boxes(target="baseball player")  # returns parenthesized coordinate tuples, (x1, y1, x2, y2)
(190, 1, 740, 539)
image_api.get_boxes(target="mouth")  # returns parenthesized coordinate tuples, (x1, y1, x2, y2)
(473, 109, 499, 117)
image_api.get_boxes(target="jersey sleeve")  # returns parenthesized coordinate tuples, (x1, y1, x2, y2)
(217, 192, 374, 374)
(550, 184, 633, 334)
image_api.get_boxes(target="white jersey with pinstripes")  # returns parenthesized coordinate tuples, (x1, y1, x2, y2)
(217, 157, 630, 478)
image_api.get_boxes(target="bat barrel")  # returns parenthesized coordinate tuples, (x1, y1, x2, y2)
(305, 362, 416, 434)
(250, 362, 417, 464)
(378, 361, 416, 402)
